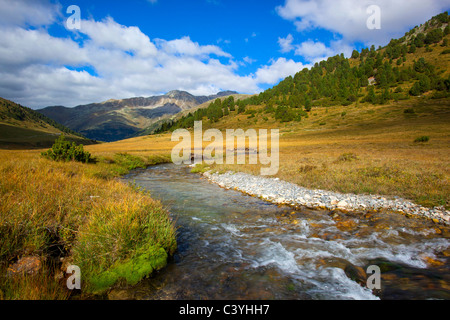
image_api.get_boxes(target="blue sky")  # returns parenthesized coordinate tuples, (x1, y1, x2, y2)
(52, 0, 296, 77)
(0, 0, 449, 108)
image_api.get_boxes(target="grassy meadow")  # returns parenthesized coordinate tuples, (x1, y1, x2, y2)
(0, 96, 448, 300)
(200, 97, 450, 210)
(87, 96, 449, 210)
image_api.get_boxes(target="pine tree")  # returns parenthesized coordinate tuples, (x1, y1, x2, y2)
(351, 50, 360, 59)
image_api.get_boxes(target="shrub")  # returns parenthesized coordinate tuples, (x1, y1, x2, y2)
(237, 104, 246, 114)
(298, 164, 317, 173)
(113, 153, 146, 170)
(336, 153, 358, 162)
(414, 136, 430, 143)
(275, 106, 296, 122)
(41, 135, 92, 163)
(424, 28, 443, 44)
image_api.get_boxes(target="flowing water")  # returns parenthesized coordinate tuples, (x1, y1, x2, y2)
(121, 164, 450, 300)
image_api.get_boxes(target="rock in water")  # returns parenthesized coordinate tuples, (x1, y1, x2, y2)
(344, 263, 367, 286)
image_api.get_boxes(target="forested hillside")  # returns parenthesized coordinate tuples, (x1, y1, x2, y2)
(0, 98, 87, 138)
(0, 97, 95, 148)
(154, 12, 450, 132)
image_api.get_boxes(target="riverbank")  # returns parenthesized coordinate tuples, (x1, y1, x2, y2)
(0, 150, 176, 299)
(201, 170, 450, 226)
(121, 163, 450, 300)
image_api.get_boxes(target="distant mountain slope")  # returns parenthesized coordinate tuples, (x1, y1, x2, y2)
(239, 11, 450, 116)
(37, 90, 238, 142)
(0, 97, 94, 149)
(153, 12, 450, 133)
(138, 93, 253, 136)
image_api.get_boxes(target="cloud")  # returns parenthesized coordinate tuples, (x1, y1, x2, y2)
(277, 34, 353, 63)
(276, 0, 450, 46)
(278, 34, 295, 53)
(155, 36, 232, 58)
(244, 31, 258, 43)
(0, 0, 60, 27)
(0, 28, 88, 71)
(80, 18, 158, 58)
(0, 5, 309, 108)
(243, 56, 257, 64)
(294, 40, 333, 61)
(254, 58, 307, 84)
(217, 38, 231, 45)
(0, 14, 269, 107)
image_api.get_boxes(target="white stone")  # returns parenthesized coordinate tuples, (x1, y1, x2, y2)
(337, 200, 348, 208)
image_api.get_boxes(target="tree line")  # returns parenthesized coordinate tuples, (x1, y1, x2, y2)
(153, 12, 450, 133)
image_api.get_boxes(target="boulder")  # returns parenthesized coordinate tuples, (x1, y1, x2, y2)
(344, 263, 367, 286)
(7, 256, 42, 278)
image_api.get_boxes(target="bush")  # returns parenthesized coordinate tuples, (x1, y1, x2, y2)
(275, 106, 295, 122)
(414, 136, 430, 143)
(298, 164, 317, 173)
(336, 153, 358, 162)
(113, 153, 146, 170)
(41, 135, 92, 163)
(424, 28, 443, 45)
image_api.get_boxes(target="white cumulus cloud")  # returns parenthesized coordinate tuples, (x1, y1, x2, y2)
(276, 0, 450, 45)
(278, 34, 295, 53)
(254, 58, 308, 84)
(0, 0, 60, 27)
(0, 3, 310, 108)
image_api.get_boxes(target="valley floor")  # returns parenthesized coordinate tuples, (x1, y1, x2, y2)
(87, 97, 450, 212)
(1, 97, 448, 299)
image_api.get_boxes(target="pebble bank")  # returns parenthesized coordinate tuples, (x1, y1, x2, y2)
(202, 170, 450, 225)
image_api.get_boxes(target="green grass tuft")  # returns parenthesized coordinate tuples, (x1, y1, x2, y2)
(414, 136, 430, 143)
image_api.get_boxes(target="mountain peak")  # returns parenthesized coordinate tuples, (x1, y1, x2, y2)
(165, 90, 194, 99)
(37, 89, 240, 142)
(216, 90, 239, 97)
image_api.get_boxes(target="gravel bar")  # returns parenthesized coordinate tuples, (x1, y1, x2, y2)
(202, 170, 450, 225)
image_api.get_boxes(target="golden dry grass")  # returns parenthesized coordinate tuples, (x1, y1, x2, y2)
(0, 149, 176, 299)
(1, 93, 448, 299)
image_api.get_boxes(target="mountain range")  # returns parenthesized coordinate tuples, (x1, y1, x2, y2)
(37, 90, 238, 142)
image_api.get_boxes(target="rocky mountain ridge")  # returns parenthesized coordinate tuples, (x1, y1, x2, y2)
(38, 90, 237, 142)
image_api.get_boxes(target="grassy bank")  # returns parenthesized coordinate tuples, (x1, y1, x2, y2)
(200, 98, 449, 209)
(0, 149, 176, 299)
